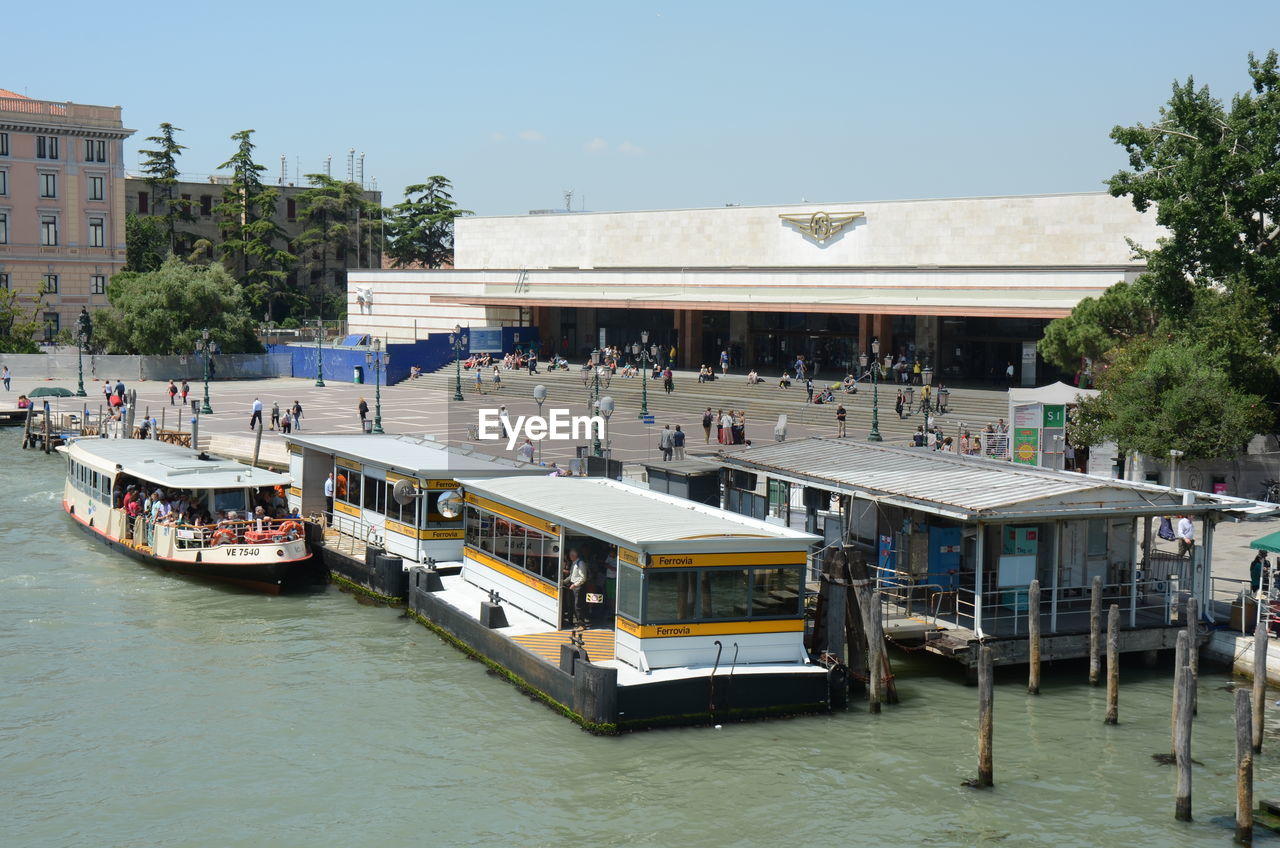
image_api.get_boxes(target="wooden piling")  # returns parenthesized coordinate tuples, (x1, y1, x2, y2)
(1253, 624, 1267, 753)
(977, 645, 994, 788)
(1175, 659, 1194, 822)
(1185, 597, 1198, 716)
(1236, 687, 1254, 844)
(42, 404, 50, 454)
(1105, 604, 1119, 725)
(866, 589, 882, 714)
(1172, 631, 1187, 757)
(1028, 579, 1041, 696)
(1089, 576, 1102, 686)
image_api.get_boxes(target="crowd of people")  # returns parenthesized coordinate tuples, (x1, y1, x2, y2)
(113, 477, 300, 547)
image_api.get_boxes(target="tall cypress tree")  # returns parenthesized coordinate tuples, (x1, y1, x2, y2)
(137, 123, 193, 254)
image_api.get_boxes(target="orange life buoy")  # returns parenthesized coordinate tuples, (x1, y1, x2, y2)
(210, 529, 235, 546)
(278, 520, 301, 538)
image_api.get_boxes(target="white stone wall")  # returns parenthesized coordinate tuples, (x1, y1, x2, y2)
(346, 272, 521, 342)
(454, 192, 1163, 270)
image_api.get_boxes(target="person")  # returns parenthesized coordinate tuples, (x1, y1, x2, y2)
(673, 424, 686, 460)
(732, 409, 746, 444)
(663, 366, 674, 394)
(474, 367, 483, 393)
(778, 373, 791, 389)
(1251, 551, 1269, 596)
(1, 365, 8, 391)
(323, 473, 334, 526)
(527, 353, 538, 375)
(291, 400, 303, 430)
(167, 380, 178, 405)
(280, 411, 292, 434)
(518, 438, 535, 463)
(746, 368, 760, 385)
(1177, 514, 1195, 557)
(805, 377, 814, 404)
(180, 380, 190, 404)
(702, 408, 714, 444)
(658, 424, 674, 461)
(717, 409, 729, 444)
(492, 364, 502, 389)
(115, 379, 125, 400)
(1005, 362, 1015, 385)
(564, 548, 590, 627)
(842, 373, 857, 394)
(16, 394, 30, 409)
(103, 381, 113, 405)
(913, 426, 925, 447)
(358, 397, 369, 428)
(720, 349, 729, 376)
(895, 389, 905, 419)
(249, 397, 263, 431)
(836, 403, 847, 437)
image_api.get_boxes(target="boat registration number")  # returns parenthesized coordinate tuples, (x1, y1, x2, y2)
(226, 548, 262, 557)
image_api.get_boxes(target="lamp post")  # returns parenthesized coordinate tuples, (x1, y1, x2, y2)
(198, 328, 214, 414)
(366, 339, 387, 434)
(861, 337, 883, 442)
(598, 395, 615, 464)
(533, 384, 547, 464)
(630, 330, 655, 417)
(580, 348, 612, 457)
(75, 307, 91, 397)
(450, 324, 468, 402)
(921, 366, 933, 435)
(315, 318, 326, 387)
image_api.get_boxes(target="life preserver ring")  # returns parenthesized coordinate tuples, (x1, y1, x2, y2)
(278, 520, 301, 538)
(210, 529, 236, 546)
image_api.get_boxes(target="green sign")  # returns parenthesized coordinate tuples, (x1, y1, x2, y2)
(1043, 404, 1065, 428)
(1013, 428, 1039, 465)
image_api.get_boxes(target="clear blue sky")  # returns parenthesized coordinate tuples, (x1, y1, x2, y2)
(5, 0, 1278, 215)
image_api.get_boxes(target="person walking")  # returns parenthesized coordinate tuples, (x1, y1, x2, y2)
(270, 401, 281, 431)
(733, 409, 746, 444)
(702, 408, 714, 443)
(103, 380, 113, 405)
(720, 349, 729, 377)
(663, 366, 674, 394)
(836, 403, 847, 437)
(673, 425, 686, 460)
(474, 367, 484, 393)
(2, 365, 11, 391)
(805, 377, 815, 404)
(291, 400, 303, 430)
(167, 380, 178, 405)
(358, 397, 369, 430)
(517, 438, 535, 463)
(180, 380, 190, 405)
(492, 364, 502, 390)
(659, 424, 674, 461)
(249, 397, 263, 430)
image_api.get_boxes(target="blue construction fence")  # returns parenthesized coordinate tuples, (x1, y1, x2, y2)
(272, 326, 539, 385)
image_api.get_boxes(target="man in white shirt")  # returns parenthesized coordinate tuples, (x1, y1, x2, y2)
(249, 397, 263, 430)
(323, 473, 334, 526)
(1177, 515, 1195, 557)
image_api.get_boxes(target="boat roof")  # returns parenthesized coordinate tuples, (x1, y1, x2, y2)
(720, 437, 1259, 521)
(64, 438, 292, 490)
(285, 433, 543, 478)
(457, 476, 818, 553)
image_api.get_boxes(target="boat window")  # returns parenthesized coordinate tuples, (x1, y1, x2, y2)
(335, 470, 360, 509)
(384, 481, 416, 526)
(751, 567, 802, 617)
(362, 474, 385, 514)
(645, 571, 698, 622)
(701, 568, 749, 619)
(213, 489, 246, 516)
(617, 563, 642, 621)
(464, 502, 557, 586)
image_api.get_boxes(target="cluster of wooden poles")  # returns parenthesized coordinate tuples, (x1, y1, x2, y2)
(974, 575, 1268, 843)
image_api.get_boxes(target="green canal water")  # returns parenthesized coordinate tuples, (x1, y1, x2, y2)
(5, 432, 1280, 848)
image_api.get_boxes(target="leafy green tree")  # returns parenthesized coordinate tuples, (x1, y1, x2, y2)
(384, 176, 471, 268)
(123, 213, 169, 273)
(138, 123, 194, 253)
(214, 130, 296, 321)
(0, 287, 45, 353)
(1041, 51, 1280, 460)
(293, 174, 384, 316)
(93, 257, 262, 355)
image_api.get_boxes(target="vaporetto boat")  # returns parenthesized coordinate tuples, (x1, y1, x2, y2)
(60, 438, 314, 593)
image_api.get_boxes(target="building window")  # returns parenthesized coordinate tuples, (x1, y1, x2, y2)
(137, 191, 149, 214)
(0, 132, 8, 156)
(43, 312, 59, 341)
(0, 273, 8, 290)
(0, 169, 6, 195)
(88, 217, 104, 248)
(40, 173, 56, 198)
(41, 215, 58, 246)
(286, 198, 296, 222)
(36, 136, 59, 160)
(42, 274, 59, 294)
(0, 213, 7, 245)
(91, 274, 106, 295)
(88, 175, 104, 201)
(200, 194, 212, 216)
(84, 139, 106, 163)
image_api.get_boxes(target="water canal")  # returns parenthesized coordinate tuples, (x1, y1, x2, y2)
(3, 430, 1280, 847)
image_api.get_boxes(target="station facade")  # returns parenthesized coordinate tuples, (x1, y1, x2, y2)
(346, 192, 1163, 384)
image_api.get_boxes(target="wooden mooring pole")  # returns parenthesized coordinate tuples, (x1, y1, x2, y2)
(1089, 576, 1102, 686)
(1236, 687, 1254, 844)
(1172, 631, 1187, 757)
(1253, 624, 1267, 753)
(977, 645, 994, 788)
(866, 589, 883, 714)
(1105, 604, 1119, 725)
(1185, 597, 1199, 716)
(1172, 660, 1192, 824)
(1028, 579, 1041, 696)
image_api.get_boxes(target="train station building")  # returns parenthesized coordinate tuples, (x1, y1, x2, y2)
(346, 191, 1162, 384)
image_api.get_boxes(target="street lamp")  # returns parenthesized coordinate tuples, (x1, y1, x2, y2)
(75, 307, 91, 397)
(315, 318, 326, 387)
(598, 395, 615, 464)
(921, 366, 934, 434)
(533, 384, 547, 464)
(630, 330, 655, 417)
(366, 338, 388, 434)
(580, 348, 612, 457)
(860, 337, 883, 442)
(198, 329, 214, 414)
(450, 324, 468, 402)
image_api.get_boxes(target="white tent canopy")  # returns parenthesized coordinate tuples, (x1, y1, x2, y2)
(1008, 381, 1099, 407)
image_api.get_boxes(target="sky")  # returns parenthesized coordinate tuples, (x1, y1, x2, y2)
(5, 0, 1279, 216)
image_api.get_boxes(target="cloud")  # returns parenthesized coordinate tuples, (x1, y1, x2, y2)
(584, 137, 609, 154)
(617, 141, 645, 156)
(517, 129, 545, 142)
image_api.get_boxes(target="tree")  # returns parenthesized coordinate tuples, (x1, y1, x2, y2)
(123, 213, 169, 273)
(137, 123, 194, 253)
(92, 257, 262, 355)
(1041, 51, 1280, 460)
(214, 130, 296, 321)
(0, 287, 46, 353)
(384, 177, 471, 268)
(293, 174, 385, 316)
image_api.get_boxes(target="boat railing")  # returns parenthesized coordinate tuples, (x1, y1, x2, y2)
(128, 515, 305, 549)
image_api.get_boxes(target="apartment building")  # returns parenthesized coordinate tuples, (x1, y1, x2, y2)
(0, 89, 133, 340)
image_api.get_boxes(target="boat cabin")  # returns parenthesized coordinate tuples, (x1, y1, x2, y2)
(455, 476, 819, 671)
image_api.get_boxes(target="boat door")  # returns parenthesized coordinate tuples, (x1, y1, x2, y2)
(361, 467, 387, 545)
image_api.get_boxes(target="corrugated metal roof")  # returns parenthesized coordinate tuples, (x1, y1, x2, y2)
(722, 438, 1212, 520)
(67, 438, 292, 489)
(285, 434, 542, 477)
(459, 476, 818, 550)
